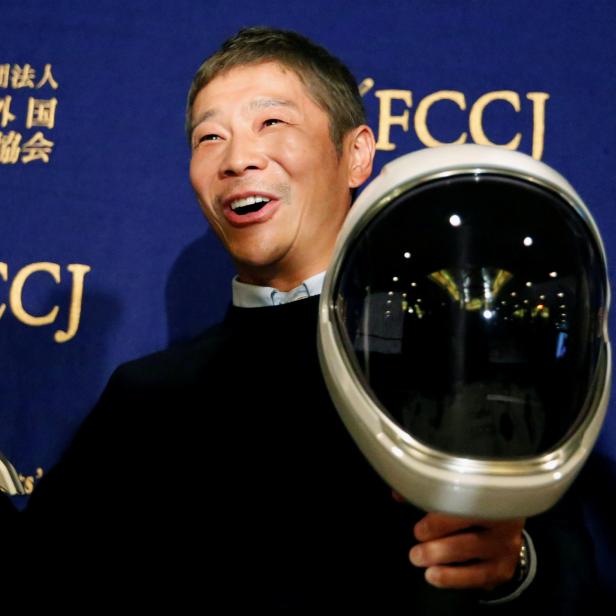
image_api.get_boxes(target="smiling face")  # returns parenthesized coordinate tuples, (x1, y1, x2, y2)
(189, 61, 374, 291)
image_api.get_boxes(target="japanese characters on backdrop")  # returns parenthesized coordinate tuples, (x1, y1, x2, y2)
(0, 63, 58, 165)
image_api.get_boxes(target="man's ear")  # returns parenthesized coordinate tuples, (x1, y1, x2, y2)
(347, 125, 376, 189)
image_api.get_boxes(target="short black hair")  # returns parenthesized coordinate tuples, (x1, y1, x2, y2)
(186, 26, 366, 156)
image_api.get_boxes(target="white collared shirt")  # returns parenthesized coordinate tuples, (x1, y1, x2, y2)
(232, 271, 326, 307)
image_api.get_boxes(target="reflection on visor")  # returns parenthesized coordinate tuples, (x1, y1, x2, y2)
(335, 174, 606, 459)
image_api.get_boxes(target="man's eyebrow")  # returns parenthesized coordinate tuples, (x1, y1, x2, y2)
(249, 98, 299, 111)
(191, 99, 299, 135)
(191, 109, 218, 134)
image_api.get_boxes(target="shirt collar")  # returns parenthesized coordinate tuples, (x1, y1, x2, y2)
(232, 271, 326, 308)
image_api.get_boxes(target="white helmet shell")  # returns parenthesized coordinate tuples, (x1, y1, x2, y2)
(318, 144, 611, 519)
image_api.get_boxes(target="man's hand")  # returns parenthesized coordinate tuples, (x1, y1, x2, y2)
(409, 511, 525, 590)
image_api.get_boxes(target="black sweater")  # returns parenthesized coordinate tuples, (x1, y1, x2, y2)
(4, 296, 597, 612)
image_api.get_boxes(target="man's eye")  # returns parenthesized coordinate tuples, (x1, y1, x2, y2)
(263, 118, 282, 127)
(194, 133, 221, 148)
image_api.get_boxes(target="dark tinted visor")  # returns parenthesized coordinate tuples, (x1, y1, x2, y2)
(334, 174, 606, 459)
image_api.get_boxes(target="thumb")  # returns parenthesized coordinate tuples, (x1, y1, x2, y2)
(391, 489, 407, 503)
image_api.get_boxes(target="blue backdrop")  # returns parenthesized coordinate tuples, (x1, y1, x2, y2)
(1, 0, 615, 594)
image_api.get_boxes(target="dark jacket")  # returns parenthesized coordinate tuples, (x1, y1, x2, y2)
(4, 297, 597, 612)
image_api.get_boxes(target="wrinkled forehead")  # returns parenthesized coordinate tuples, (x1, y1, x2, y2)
(192, 60, 323, 118)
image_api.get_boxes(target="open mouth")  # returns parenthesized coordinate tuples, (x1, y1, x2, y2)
(223, 193, 280, 226)
(230, 195, 271, 216)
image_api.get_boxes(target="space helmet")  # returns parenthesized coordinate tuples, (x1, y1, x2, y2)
(318, 144, 610, 518)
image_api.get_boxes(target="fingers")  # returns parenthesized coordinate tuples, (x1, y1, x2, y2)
(410, 513, 525, 591)
(410, 529, 502, 567)
(423, 559, 519, 590)
(414, 511, 523, 542)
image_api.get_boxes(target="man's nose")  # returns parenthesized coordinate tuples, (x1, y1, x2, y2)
(220, 135, 267, 177)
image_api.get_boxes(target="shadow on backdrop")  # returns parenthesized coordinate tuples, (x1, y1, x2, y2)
(165, 232, 236, 346)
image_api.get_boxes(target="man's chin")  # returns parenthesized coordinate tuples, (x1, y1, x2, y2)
(231, 252, 287, 287)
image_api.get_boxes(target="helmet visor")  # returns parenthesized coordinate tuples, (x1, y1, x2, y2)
(334, 173, 607, 459)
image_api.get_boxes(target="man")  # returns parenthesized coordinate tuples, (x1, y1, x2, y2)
(187, 25, 525, 597)
(4, 27, 595, 612)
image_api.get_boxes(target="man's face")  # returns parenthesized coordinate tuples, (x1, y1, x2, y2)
(189, 61, 359, 290)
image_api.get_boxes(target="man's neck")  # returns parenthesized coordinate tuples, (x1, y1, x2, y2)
(235, 266, 326, 293)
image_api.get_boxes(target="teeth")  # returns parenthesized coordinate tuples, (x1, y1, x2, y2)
(230, 195, 271, 210)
